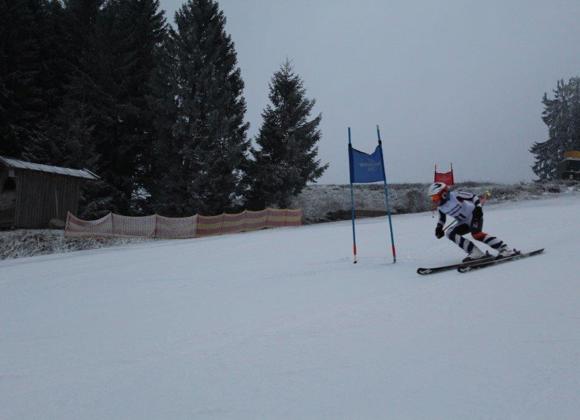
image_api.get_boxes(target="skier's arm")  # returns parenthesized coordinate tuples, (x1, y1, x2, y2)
(437, 210, 446, 227)
(435, 210, 446, 238)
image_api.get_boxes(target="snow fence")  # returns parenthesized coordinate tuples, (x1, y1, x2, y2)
(64, 209, 303, 239)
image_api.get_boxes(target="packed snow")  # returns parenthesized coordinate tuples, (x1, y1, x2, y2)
(1, 194, 579, 419)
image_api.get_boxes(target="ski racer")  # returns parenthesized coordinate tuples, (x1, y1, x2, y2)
(428, 182, 516, 262)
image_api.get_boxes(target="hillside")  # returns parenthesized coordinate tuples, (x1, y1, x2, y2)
(1, 194, 579, 419)
(292, 181, 580, 222)
(2, 181, 578, 261)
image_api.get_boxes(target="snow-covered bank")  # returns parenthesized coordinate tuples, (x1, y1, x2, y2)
(0, 229, 147, 261)
(1, 181, 578, 260)
(293, 180, 580, 222)
(1, 195, 579, 419)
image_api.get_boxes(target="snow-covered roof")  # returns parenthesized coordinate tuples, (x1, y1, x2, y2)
(0, 156, 99, 180)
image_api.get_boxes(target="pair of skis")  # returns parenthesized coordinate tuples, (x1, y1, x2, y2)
(417, 248, 544, 275)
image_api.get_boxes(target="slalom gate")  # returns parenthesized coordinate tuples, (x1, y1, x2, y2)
(64, 209, 303, 239)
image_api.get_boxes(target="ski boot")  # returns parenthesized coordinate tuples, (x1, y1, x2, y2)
(497, 245, 519, 258)
(462, 247, 488, 263)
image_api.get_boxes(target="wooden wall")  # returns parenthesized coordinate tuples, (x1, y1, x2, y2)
(0, 167, 15, 227)
(559, 160, 580, 180)
(14, 170, 82, 228)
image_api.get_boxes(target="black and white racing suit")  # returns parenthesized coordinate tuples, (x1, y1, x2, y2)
(437, 191, 507, 255)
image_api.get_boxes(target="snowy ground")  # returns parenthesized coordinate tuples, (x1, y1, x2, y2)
(1, 194, 579, 419)
(0, 229, 147, 260)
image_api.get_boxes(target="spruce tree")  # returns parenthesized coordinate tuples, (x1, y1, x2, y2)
(23, 0, 78, 165)
(46, 0, 167, 216)
(531, 78, 580, 180)
(142, 33, 181, 215)
(166, 0, 250, 216)
(0, 0, 99, 174)
(36, 0, 106, 173)
(0, 0, 45, 158)
(248, 61, 328, 209)
(42, 0, 116, 216)
(91, 0, 167, 214)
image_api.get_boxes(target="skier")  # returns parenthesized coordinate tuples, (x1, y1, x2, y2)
(428, 182, 516, 262)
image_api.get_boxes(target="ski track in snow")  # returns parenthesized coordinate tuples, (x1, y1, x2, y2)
(1, 195, 579, 419)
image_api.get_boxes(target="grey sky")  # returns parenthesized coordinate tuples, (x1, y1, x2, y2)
(159, 0, 580, 184)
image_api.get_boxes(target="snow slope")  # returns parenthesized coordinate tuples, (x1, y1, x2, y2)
(1, 195, 579, 419)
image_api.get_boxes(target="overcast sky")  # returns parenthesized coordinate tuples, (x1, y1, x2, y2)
(159, 0, 580, 184)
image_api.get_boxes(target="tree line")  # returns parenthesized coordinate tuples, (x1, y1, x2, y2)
(0, 0, 328, 217)
(531, 77, 580, 180)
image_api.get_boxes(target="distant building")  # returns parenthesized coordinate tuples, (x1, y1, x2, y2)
(0, 156, 99, 229)
(558, 151, 580, 180)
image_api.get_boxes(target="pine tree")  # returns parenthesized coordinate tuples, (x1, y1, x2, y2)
(0, 0, 46, 158)
(531, 78, 580, 180)
(48, 0, 108, 160)
(142, 32, 181, 215)
(44, 0, 167, 216)
(120, 0, 168, 210)
(22, 0, 79, 165)
(91, 0, 167, 214)
(166, 0, 250, 216)
(248, 61, 328, 209)
(42, 0, 116, 217)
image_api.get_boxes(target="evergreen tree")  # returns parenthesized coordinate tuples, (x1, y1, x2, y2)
(22, 0, 79, 165)
(45, 0, 167, 216)
(29, 1, 68, 127)
(91, 0, 167, 214)
(2, 0, 250, 217)
(142, 31, 180, 215)
(248, 61, 328, 209)
(0, 0, 46, 158)
(166, 0, 250, 216)
(43, 0, 116, 217)
(47, 0, 108, 168)
(531, 78, 580, 180)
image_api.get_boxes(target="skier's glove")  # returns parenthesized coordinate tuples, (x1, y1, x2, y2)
(435, 224, 444, 239)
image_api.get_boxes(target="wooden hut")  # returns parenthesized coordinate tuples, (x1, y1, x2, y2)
(0, 156, 99, 229)
(558, 150, 580, 181)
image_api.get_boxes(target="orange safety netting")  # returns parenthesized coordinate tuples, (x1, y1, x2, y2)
(196, 209, 303, 237)
(155, 215, 197, 239)
(65, 208, 302, 239)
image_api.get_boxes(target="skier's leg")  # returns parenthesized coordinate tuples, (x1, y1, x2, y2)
(447, 224, 485, 259)
(471, 231, 507, 250)
(470, 219, 512, 254)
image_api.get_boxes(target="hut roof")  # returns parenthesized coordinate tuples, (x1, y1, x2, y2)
(0, 156, 99, 180)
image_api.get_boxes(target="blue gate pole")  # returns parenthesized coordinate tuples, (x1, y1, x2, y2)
(348, 127, 357, 264)
(376, 125, 397, 263)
